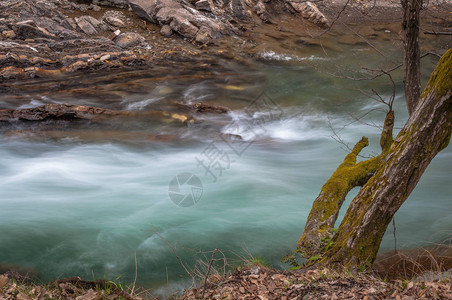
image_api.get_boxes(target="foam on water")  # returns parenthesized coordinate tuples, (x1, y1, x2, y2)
(124, 96, 165, 110)
(259, 51, 326, 62)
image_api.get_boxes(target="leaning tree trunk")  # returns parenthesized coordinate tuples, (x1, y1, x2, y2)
(297, 111, 394, 257)
(298, 48, 451, 268)
(401, 0, 422, 115)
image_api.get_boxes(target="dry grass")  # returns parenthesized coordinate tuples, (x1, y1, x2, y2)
(372, 244, 452, 281)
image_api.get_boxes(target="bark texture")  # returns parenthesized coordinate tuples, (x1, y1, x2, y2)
(298, 48, 452, 268)
(401, 0, 422, 115)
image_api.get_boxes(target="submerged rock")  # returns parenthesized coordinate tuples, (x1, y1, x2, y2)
(185, 102, 229, 114)
(0, 104, 121, 121)
(0, 104, 195, 124)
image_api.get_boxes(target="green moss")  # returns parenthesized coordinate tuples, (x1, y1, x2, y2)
(420, 48, 452, 100)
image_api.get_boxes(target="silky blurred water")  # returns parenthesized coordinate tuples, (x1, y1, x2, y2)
(0, 34, 450, 297)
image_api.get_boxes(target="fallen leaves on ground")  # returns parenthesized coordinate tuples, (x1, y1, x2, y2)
(181, 266, 452, 299)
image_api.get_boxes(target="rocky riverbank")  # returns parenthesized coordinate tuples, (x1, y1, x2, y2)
(1, 0, 450, 84)
(0, 0, 327, 83)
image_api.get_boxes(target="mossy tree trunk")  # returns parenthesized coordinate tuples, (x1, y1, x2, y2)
(298, 48, 452, 268)
(297, 111, 394, 257)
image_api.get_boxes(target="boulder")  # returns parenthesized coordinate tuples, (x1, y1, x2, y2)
(13, 20, 57, 40)
(92, 0, 130, 8)
(195, 26, 213, 44)
(114, 32, 146, 48)
(160, 24, 173, 36)
(75, 16, 107, 35)
(104, 16, 125, 27)
(128, 0, 158, 22)
(75, 16, 98, 35)
(102, 11, 127, 28)
(288, 1, 329, 28)
(195, 0, 212, 12)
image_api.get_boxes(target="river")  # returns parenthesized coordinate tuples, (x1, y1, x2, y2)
(0, 27, 450, 297)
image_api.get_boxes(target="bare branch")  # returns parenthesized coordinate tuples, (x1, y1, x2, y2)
(423, 31, 452, 35)
(201, 248, 218, 299)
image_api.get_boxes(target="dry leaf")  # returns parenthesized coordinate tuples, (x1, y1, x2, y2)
(0, 275, 9, 288)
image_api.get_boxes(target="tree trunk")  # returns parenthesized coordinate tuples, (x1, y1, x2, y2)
(297, 111, 394, 257)
(401, 0, 422, 115)
(297, 48, 452, 268)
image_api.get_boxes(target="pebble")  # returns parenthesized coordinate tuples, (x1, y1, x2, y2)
(100, 54, 111, 61)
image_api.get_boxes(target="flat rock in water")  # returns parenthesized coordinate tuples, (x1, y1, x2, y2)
(0, 104, 121, 121)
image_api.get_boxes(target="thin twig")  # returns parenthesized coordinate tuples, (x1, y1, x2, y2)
(392, 217, 397, 253)
(339, 21, 388, 59)
(151, 227, 196, 287)
(319, 0, 352, 36)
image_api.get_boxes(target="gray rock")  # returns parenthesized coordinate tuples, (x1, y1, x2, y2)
(14, 20, 57, 39)
(127, 0, 157, 22)
(79, 4, 90, 12)
(195, 26, 212, 44)
(114, 32, 145, 48)
(75, 16, 107, 35)
(90, 4, 102, 11)
(104, 16, 125, 27)
(65, 17, 78, 30)
(100, 54, 111, 61)
(75, 16, 98, 35)
(93, 0, 130, 8)
(160, 25, 173, 36)
(288, 1, 329, 28)
(195, 0, 212, 12)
